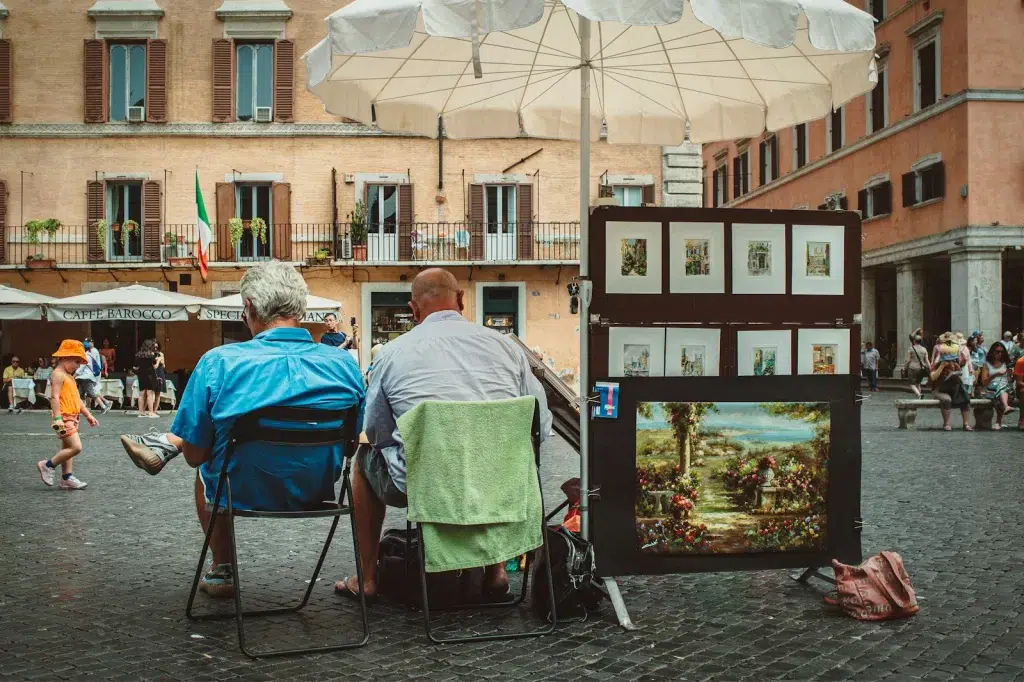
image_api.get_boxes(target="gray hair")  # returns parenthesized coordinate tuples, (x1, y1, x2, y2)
(239, 261, 308, 323)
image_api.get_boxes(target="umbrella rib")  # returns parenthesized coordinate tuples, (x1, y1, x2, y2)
(720, 38, 768, 114)
(595, 21, 606, 117)
(371, 34, 431, 104)
(330, 66, 570, 81)
(407, 30, 577, 61)
(596, 28, 718, 61)
(378, 69, 552, 105)
(603, 66, 827, 85)
(600, 38, 732, 63)
(599, 69, 685, 118)
(518, 68, 576, 111)
(792, 41, 835, 104)
(654, 26, 690, 129)
(598, 66, 760, 106)
(445, 69, 570, 115)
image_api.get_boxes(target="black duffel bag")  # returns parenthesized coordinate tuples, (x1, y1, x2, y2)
(376, 528, 485, 609)
(530, 525, 603, 622)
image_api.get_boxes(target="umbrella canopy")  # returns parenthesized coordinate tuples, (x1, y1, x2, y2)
(46, 285, 207, 323)
(0, 284, 55, 320)
(303, 0, 877, 144)
(200, 293, 343, 325)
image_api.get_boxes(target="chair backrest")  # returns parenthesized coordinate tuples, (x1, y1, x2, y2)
(230, 406, 359, 451)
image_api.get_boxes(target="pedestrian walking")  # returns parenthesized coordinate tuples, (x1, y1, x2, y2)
(905, 334, 929, 397)
(861, 342, 881, 392)
(36, 340, 98, 490)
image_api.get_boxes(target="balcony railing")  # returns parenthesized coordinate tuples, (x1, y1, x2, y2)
(0, 221, 580, 267)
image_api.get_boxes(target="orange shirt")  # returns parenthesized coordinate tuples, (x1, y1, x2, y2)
(1014, 357, 1024, 381)
(55, 371, 83, 417)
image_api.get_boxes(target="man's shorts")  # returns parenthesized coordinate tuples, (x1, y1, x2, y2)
(78, 378, 100, 399)
(356, 444, 408, 508)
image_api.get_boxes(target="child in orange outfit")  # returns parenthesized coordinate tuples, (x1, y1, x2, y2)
(36, 340, 98, 490)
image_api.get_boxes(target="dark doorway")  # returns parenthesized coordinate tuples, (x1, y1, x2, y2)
(90, 320, 156, 373)
(481, 286, 521, 336)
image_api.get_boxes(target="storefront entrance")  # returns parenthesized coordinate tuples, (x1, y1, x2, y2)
(480, 285, 520, 336)
(90, 320, 156, 373)
(370, 291, 414, 348)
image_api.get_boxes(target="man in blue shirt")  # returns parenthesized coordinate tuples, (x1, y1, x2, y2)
(319, 312, 353, 349)
(119, 262, 365, 598)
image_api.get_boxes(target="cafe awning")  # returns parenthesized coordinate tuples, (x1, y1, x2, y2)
(46, 285, 206, 322)
(200, 293, 342, 325)
(0, 284, 55, 320)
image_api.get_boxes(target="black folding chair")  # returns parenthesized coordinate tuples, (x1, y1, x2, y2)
(185, 406, 369, 658)
(409, 400, 558, 643)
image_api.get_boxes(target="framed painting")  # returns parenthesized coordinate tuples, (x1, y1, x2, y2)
(669, 222, 726, 294)
(665, 327, 721, 377)
(731, 224, 786, 295)
(792, 225, 846, 296)
(608, 327, 666, 378)
(737, 329, 792, 376)
(604, 222, 663, 295)
(590, 376, 863, 575)
(797, 328, 852, 375)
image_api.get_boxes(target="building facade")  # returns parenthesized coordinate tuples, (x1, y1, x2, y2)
(701, 0, 1024, 369)
(0, 0, 701, 381)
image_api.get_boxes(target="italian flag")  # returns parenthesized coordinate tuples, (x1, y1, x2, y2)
(195, 170, 213, 281)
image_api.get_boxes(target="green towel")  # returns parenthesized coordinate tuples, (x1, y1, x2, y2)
(399, 397, 543, 573)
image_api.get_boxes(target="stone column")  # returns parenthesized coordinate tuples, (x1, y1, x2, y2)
(661, 142, 702, 207)
(896, 261, 926, 369)
(950, 248, 1003, 341)
(861, 269, 877, 346)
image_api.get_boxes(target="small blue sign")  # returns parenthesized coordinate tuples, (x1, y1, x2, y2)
(592, 382, 619, 419)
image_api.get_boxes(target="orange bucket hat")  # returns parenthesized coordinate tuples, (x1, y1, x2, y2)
(53, 339, 88, 362)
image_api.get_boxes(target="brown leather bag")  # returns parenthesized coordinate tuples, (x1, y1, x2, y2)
(826, 551, 920, 621)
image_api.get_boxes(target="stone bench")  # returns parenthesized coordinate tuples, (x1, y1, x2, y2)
(895, 398, 1017, 430)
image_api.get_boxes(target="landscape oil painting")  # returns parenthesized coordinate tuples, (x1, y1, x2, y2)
(635, 402, 830, 555)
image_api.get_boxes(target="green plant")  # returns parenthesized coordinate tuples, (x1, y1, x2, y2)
(228, 217, 244, 247)
(164, 232, 177, 247)
(121, 219, 139, 250)
(24, 218, 62, 246)
(96, 219, 108, 255)
(349, 200, 368, 245)
(313, 247, 331, 262)
(249, 216, 268, 245)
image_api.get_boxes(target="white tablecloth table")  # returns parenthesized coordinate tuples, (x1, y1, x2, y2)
(11, 377, 36, 405)
(125, 377, 177, 409)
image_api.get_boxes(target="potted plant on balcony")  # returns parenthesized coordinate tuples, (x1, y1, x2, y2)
(307, 247, 332, 266)
(349, 200, 368, 261)
(121, 219, 139, 252)
(96, 219, 109, 258)
(24, 219, 61, 268)
(250, 216, 268, 246)
(228, 217, 245, 247)
(163, 232, 190, 265)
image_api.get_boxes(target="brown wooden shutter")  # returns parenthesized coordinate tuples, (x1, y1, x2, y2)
(0, 40, 12, 124)
(468, 183, 484, 261)
(758, 141, 766, 186)
(87, 181, 105, 262)
(0, 180, 7, 264)
(274, 39, 294, 123)
(215, 182, 235, 261)
(770, 137, 779, 179)
(517, 184, 534, 260)
(901, 171, 917, 207)
(212, 39, 234, 123)
(877, 181, 893, 216)
(146, 39, 168, 123)
(84, 39, 107, 123)
(142, 180, 162, 262)
(642, 184, 656, 206)
(932, 161, 946, 198)
(272, 182, 291, 260)
(397, 184, 414, 260)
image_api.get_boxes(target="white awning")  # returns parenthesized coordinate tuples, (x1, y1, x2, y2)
(200, 293, 342, 325)
(46, 285, 206, 322)
(0, 284, 55, 320)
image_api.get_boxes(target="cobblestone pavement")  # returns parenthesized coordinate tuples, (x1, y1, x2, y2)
(1, 395, 1022, 681)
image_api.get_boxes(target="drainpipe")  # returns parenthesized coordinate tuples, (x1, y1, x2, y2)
(331, 168, 338, 251)
(437, 117, 444, 191)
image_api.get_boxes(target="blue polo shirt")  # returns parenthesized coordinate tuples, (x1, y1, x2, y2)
(172, 326, 365, 511)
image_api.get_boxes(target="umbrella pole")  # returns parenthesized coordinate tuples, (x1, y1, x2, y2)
(578, 15, 592, 541)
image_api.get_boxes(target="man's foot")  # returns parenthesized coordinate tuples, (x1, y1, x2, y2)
(199, 564, 235, 598)
(120, 432, 178, 475)
(36, 460, 55, 486)
(59, 475, 87, 490)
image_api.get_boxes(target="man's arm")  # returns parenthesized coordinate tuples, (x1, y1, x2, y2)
(363, 355, 396, 448)
(170, 355, 216, 468)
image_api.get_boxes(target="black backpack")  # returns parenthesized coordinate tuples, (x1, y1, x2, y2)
(376, 528, 485, 609)
(530, 525, 603, 622)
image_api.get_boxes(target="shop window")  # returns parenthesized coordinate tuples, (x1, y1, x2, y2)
(107, 181, 143, 260)
(370, 291, 414, 348)
(481, 286, 520, 336)
(109, 43, 146, 122)
(236, 42, 273, 122)
(235, 183, 272, 260)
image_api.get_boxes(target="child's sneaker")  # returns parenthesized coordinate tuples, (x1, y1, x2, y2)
(199, 564, 235, 598)
(59, 475, 88, 490)
(36, 460, 55, 486)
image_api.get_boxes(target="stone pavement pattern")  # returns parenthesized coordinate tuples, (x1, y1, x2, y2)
(1, 395, 1023, 681)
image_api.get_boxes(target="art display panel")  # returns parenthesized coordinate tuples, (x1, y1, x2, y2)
(608, 327, 667, 378)
(604, 222, 663, 295)
(791, 225, 846, 296)
(731, 224, 786, 295)
(797, 328, 852, 375)
(635, 401, 830, 555)
(665, 328, 721, 377)
(669, 222, 726, 294)
(737, 330, 792, 376)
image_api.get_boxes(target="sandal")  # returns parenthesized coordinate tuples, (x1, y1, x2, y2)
(963, 425, 974, 431)
(992, 424, 1000, 431)
(334, 577, 378, 605)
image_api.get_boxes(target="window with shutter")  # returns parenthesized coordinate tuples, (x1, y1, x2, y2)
(237, 42, 273, 121)
(212, 39, 234, 123)
(272, 182, 291, 261)
(397, 184, 414, 260)
(737, 150, 750, 196)
(828, 108, 844, 153)
(0, 40, 11, 124)
(920, 162, 945, 202)
(712, 170, 720, 208)
(517, 184, 534, 259)
(867, 0, 885, 22)
(793, 124, 808, 170)
(612, 186, 643, 207)
(143, 180, 161, 262)
(0, 180, 6, 264)
(869, 68, 887, 133)
(84, 39, 107, 123)
(468, 183, 484, 261)
(87, 181, 106, 262)
(769, 136, 779, 180)
(867, 181, 892, 218)
(146, 39, 167, 123)
(235, 183, 273, 260)
(109, 43, 146, 122)
(732, 157, 741, 198)
(857, 189, 868, 218)
(274, 39, 294, 122)
(902, 171, 917, 207)
(915, 38, 939, 111)
(758, 141, 767, 186)
(215, 182, 235, 261)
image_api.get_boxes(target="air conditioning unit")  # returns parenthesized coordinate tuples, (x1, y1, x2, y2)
(339, 235, 353, 260)
(343, 173, 355, 184)
(128, 106, 145, 122)
(254, 106, 273, 122)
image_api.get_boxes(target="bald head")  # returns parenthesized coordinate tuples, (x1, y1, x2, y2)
(410, 268, 463, 322)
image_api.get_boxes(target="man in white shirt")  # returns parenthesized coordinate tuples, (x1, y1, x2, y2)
(861, 341, 881, 392)
(335, 268, 552, 603)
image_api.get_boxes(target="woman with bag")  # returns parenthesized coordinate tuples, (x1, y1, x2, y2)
(980, 343, 1015, 430)
(930, 332, 971, 431)
(905, 333, 929, 397)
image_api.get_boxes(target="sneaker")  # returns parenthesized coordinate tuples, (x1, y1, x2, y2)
(120, 431, 178, 475)
(36, 460, 55, 486)
(59, 475, 87, 490)
(101, 401, 112, 415)
(199, 564, 235, 598)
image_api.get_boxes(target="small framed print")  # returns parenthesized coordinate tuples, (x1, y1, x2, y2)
(797, 328, 852, 375)
(737, 330, 792, 376)
(669, 222, 725, 294)
(732, 224, 786, 294)
(608, 327, 666, 378)
(605, 222, 663, 295)
(792, 225, 845, 296)
(665, 327, 721, 377)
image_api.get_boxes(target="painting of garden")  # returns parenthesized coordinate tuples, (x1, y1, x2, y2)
(635, 402, 829, 555)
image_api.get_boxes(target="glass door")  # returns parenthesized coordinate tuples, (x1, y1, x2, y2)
(367, 184, 399, 261)
(484, 185, 517, 261)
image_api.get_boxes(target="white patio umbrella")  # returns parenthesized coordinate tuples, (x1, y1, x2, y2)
(46, 285, 207, 323)
(0, 284, 55, 320)
(303, 0, 878, 539)
(200, 293, 343, 325)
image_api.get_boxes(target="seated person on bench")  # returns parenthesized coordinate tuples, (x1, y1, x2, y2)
(334, 268, 552, 603)
(117, 261, 365, 598)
